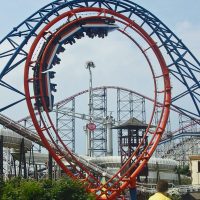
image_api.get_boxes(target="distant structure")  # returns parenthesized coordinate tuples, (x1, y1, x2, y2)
(155, 114, 200, 165)
(113, 118, 148, 177)
(85, 61, 96, 157)
(189, 155, 200, 185)
(112, 118, 149, 199)
(0, 129, 32, 179)
(1, 0, 200, 198)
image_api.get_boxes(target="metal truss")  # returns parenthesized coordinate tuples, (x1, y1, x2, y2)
(155, 114, 200, 163)
(157, 134, 200, 165)
(90, 88, 107, 156)
(117, 88, 146, 124)
(117, 88, 133, 123)
(55, 98, 75, 152)
(18, 99, 76, 153)
(154, 108, 172, 139)
(0, 0, 199, 198)
(0, 112, 112, 180)
(18, 86, 147, 156)
(117, 88, 146, 157)
(18, 116, 42, 153)
(0, 0, 200, 120)
(179, 114, 198, 133)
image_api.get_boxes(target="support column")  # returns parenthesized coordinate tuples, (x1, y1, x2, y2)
(19, 138, 27, 178)
(13, 158, 16, 177)
(48, 153, 53, 180)
(0, 135, 3, 180)
(35, 164, 38, 181)
(129, 178, 137, 200)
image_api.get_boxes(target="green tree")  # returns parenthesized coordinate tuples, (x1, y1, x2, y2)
(19, 180, 44, 200)
(176, 165, 190, 176)
(0, 178, 4, 199)
(1, 177, 95, 200)
(51, 178, 95, 200)
(1, 177, 21, 200)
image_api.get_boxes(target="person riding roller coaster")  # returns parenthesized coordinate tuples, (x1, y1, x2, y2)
(33, 17, 118, 112)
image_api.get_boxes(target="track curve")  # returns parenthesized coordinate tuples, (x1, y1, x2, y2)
(1, 0, 200, 199)
(24, 5, 170, 200)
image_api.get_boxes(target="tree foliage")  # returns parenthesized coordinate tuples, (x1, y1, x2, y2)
(0, 177, 95, 200)
(176, 165, 190, 176)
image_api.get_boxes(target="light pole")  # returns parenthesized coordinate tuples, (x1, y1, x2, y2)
(85, 61, 96, 157)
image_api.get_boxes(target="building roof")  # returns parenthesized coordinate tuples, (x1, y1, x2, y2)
(0, 129, 32, 150)
(112, 117, 148, 130)
(189, 155, 200, 160)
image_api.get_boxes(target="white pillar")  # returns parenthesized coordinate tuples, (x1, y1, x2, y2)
(107, 116, 114, 156)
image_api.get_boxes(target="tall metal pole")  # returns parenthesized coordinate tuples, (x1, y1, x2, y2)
(48, 153, 53, 180)
(85, 61, 95, 157)
(0, 135, 3, 180)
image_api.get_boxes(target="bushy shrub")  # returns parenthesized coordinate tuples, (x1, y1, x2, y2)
(168, 188, 182, 200)
(1, 177, 21, 200)
(19, 180, 44, 200)
(51, 178, 94, 200)
(0, 177, 95, 200)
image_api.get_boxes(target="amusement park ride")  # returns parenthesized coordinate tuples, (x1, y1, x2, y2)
(0, 0, 200, 199)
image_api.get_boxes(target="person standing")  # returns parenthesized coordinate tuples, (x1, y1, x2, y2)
(148, 180, 171, 200)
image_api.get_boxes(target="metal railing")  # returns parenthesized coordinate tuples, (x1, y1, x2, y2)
(137, 182, 200, 194)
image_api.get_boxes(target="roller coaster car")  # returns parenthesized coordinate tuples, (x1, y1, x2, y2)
(49, 71, 56, 79)
(74, 32, 84, 39)
(82, 19, 118, 39)
(52, 55, 61, 66)
(57, 45, 65, 54)
(60, 18, 118, 44)
(34, 18, 118, 112)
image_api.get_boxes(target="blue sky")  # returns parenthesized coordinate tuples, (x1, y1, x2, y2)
(1, 0, 200, 33)
(0, 0, 200, 118)
(0, 1, 199, 26)
(0, 0, 200, 109)
(0, 0, 200, 56)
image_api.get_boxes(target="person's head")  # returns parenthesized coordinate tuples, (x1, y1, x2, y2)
(156, 180, 169, 194)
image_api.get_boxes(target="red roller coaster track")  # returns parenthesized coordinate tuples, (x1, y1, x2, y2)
(24, 7, 171, 199)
